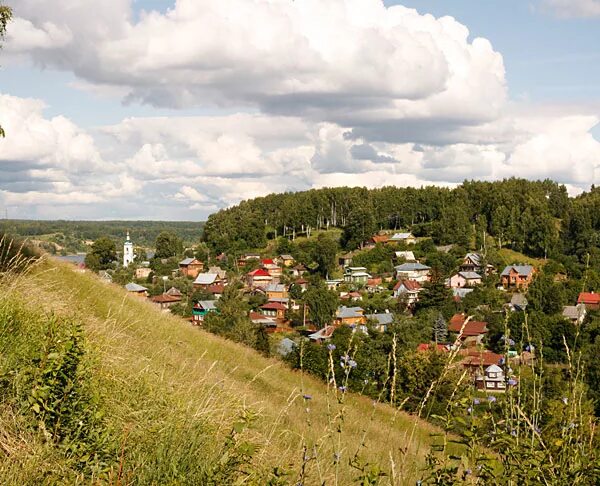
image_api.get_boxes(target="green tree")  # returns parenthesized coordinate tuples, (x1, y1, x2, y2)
(0, 5, 12, 138)
(85, 237, 116, 271)
(312, 233, 338, 278)
(303, 281, 338, 329)
(432, 313, 448, 343)
(155, 231, 183, 259)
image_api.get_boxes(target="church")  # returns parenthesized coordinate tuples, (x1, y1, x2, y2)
(123, 231, 134, 267)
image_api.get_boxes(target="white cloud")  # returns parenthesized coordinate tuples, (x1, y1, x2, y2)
(541, 0, 600, 18)
(8, 0, 506, 144)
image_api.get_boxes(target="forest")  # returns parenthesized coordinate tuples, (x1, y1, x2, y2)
(203, 178, 600, 264)
(0, 219, 204, 254)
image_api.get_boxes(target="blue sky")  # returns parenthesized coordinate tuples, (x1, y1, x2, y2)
(0, 0, 599, 220)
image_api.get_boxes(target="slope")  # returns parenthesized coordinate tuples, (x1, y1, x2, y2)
(1, 257, 449, 485)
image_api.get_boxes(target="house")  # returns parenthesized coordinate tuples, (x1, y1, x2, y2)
(395, 262, 431, 282)
(135, 267, 152, 279)
(260, 259, 282, 278)
(340, 291, 362, 301)
(335, 306, 365, 326)
(294, 278, 309, 292)
(237, 253, 260, 267)
(368, 234, 390, 246)
(166, 286, 183, 298)
(461, 253, 482, 273)
(389, 232, 416, 245)
(448, 271, 482, 288)
(277, 254, 295, 267)
(578, 292, 600, 310)
(452, 288, 474, 301)
(150, 293, 182, 311)
(339, 252, 354, 267)
(500, 265, 536, 290)
(192, 300, 218, 323)
(125, 282, 148, 297)
(179, 258, 204, 278)
(563, 304, 587, 324)
(395, 251, 416, 262)
(417, 343, 451, 353)
(366, 312, 393, 332)
(193, 273, 222, 289)
(260, 302, 287, 320)
(475, 365, 507, 392)
(266, 283, 288, 301)
(460, 349, 503, 369)
(344, 267, 371, 284)
(509, 293, 528, 311)
(461, 253, 494, 275)
(246, 268, 273, 288)
(326, 279, 343, 290)
(207, 284, 225, 298)
(449, 319, 488, 346)
(393, 279, 422, 306)
(249, 311, 278, 331)
(308, 325, 335, 343)
(291, 264, 308, 277)
(366, 277, 383, 293)
(208, 266, 227, 281)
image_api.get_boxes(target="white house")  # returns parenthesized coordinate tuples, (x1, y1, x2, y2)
(395, 262, 431, 282)
(344, 267, 371, 284)
(448, 271, 482, 288)
(475, 364, 507, 392)
(393, 279, 422, 305)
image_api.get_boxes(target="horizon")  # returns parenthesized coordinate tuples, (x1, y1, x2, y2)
(1, 0, 599, 220)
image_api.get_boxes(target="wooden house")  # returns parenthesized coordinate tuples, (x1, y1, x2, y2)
(500, 265, 535, 290)
(179, 258, 204, 278)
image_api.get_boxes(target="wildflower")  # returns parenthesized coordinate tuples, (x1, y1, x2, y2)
(487, 395, 497, 403)
(562, 397, 568, 405)
(499, 357, 505, 365)
(348, 359, 357, 369)
(473, 398, 480, 405)
(327, 344, 336, 351)
(508, 339, 515, 346)
(507, 378, 517, 386)
(363, 379, 369, 385)
(340, 361, 345, 368)
(535, 426, 541, 434)
(338, 386, 347, 392)
(510, 429, 517, 437)
(465, 469, 472, 475)
(467, 407, 473, 414)
(334, 452, 341, 463)
(303, 394, 312, 400)
(341, 355, 349, 362)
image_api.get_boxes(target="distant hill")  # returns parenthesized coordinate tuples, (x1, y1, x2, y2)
(0, 255, 449, 483)
(0, 219, 205, 254)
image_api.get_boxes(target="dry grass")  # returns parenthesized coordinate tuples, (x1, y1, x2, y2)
(3, 257, 451, 484)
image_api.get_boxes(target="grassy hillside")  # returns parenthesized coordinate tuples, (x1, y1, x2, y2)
(0, 257, 449, 484)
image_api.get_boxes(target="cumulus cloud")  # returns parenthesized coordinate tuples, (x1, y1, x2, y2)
(541, 0, 600, 18)
(1, 1, 599, 219)
(7, 0, 506, 144)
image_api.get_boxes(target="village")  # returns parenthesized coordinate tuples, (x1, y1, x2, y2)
(82, 229, 600, 397)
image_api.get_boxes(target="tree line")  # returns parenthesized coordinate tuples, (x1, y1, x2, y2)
(202, 178, 598, 261)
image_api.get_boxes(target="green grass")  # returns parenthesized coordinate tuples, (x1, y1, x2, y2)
(497, 248, 545, 267)
(0, 257, 451, 484)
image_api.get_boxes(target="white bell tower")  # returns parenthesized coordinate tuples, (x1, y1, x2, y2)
(123, 231, 134, 267)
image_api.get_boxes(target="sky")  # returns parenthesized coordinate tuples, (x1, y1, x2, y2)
(0, 0, 599, 221)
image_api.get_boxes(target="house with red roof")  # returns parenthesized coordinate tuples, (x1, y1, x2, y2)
(393, 279, 422, 306)
(246, 268, 273, 288)
(578, 292, 600, 310)
(150, 293, 182, 311)
(449, 317, 488, 346)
